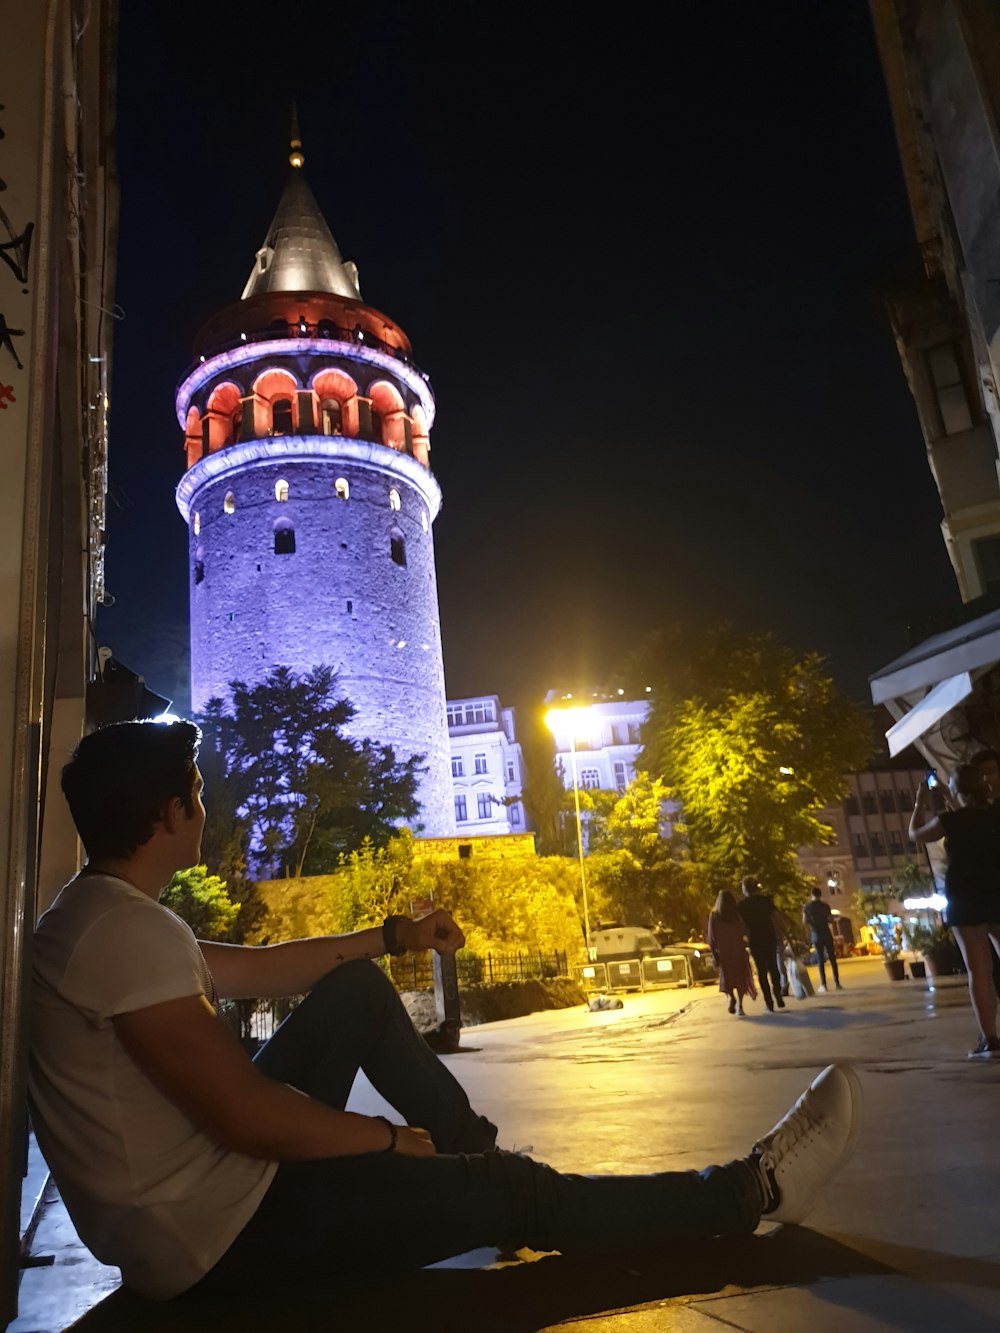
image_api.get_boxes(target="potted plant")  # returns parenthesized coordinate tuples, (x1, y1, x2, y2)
(907, 922, 964, 979)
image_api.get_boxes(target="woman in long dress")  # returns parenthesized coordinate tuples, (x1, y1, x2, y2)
(707, 889, 757, 1016)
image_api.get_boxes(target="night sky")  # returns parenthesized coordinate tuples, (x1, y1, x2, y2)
(102, 0, 962, 720)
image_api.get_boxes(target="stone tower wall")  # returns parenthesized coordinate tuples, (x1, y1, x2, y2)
(184, 444, 455, 836)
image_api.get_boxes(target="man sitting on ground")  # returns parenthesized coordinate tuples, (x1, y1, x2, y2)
(30, 720, 863, 1301)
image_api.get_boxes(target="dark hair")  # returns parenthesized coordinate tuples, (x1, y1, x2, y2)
(61, 720, 202, 860)
(812, 887, 823, 899)
(740, 876, 759, 895)
(953, 763, 988, 808)
(713, 890, 740, 921)
(971, 749, 1000, 769)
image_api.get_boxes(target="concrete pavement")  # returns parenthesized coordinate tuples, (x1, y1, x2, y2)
(12, 956, 1000, 1331)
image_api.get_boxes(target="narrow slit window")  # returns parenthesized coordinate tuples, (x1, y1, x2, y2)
(193, 511, 200, 536)
(391, 534, 407, 567)
(335, 477, 349, 500)
(389, 487, 401, 512)
(274, 521, 296, 555)
(193, 560, 205, 584)
(275, 479, 289, 502)
(224, 492, 235, 515)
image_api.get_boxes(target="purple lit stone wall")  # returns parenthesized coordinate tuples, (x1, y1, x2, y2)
(184, 447, 455, 836)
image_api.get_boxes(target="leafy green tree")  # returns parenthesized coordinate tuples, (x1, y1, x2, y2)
(197, 666, 423, 878)
(586, 773, 712, 938)
(632, 625, 872, 908)
(519, 720, 573, 855)
(161, 865, 240, 941)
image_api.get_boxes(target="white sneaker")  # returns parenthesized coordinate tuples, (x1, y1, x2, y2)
(818, 984, 827, 994)
(752, 1063, 862, 1225)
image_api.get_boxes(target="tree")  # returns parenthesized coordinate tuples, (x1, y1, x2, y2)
(197, 666, 423, 878)
(634, 625, 872, 908)
(519, 719, 572, 855)
(161, 865, 240, 941)
(587, 773, 713, 938)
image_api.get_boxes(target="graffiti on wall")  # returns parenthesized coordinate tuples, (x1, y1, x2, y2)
(0, 103, 33, 386)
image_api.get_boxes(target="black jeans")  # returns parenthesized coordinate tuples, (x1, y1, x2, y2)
(813, 932, 840, 989)
(192, 961, 763, 1293)
(749, 940, 783, 1009)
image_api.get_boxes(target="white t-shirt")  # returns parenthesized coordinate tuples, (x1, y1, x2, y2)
(29, 873, 277, 1299)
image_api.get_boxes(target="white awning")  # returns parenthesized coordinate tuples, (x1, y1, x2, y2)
(870, 607, 1000, 703)
(884, 671, 973, 757)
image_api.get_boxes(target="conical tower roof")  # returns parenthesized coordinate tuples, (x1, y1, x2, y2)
(241, 152, 361, 301)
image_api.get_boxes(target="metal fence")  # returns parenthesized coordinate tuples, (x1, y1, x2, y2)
(219, 950, 571, 1050)
(388, 950, 569, 992)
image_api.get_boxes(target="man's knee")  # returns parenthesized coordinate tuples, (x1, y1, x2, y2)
(313, 958, 397, 1005)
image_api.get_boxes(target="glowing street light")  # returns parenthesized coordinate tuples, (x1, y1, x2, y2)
(545, 706, 593, 950)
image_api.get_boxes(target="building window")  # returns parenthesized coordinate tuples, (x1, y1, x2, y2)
(974, 536, 1000, 594)
(854, 834, 868, 858)
(879, 790, 895, 813)
(193, 560, 205, 584)
(897, 788, 912, 811)
(446, 705, 462, 727)
(845, 794, 859, 816)
(320, 399, 342, 434)
(477, 793, 492, 819)
(389, 487, 401, 512)
(455, 795, 467, 823)
(275, 479, 289, 502)
(888, 829, 903, 855)
(870, 832, 885, 857)
(370, 406, 383, 443)
(861, 792, 876, 815)
(474, 754, 487, 775)
(509, 803, 521, 826)
(274, 521, 295, 555)
(451, 756, 464, 778)
(224, 491, 235, 515)
(580, 768, 600, 789)
(272, 398, 294, 435)
(335, 477, 349, 500)
(390, 534, 406, 567)
(193, 511, 200, 536)
(927, 341, 974, 436)
(613, 761, 628, 791)
(506, 761, 516, 783)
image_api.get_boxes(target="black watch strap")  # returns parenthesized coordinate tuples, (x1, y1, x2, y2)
(382, 915, 408, 957)
(375, 1115, 398, 1153)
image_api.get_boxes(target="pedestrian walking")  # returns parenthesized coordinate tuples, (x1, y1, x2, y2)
(910, 764, 1000, 1059)
(737, 877, 785, 1011)
(707, 890, 757, 1016)
(802, 887, 842, 993)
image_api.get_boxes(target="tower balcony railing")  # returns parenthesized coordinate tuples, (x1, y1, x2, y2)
(179, 318, 431, 395)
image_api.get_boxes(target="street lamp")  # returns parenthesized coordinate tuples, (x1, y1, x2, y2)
(545, 706, 592, 951)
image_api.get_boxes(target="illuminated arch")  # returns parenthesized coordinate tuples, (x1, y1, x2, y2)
(253, 368, 300, 436)
(410, 403, 430, 467)
(185, 406, 202, 469)
(224, 491, 236, 515)
(312, 367, 359, 437)
(335, 477, 350, 500)
(205, 382, 242, 452)
(275, 478, 289, 502)
(369, 380, 406, 450)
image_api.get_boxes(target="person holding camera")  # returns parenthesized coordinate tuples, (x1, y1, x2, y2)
(910, 765, 1000, 1059)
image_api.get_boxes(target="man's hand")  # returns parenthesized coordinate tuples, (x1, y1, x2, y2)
(395, 1126, 436, 1157)
(398, 908, 465, 955)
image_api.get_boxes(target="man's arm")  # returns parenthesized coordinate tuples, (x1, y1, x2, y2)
(201, 909, 465, 1000)
(113, 993, 434, 1159)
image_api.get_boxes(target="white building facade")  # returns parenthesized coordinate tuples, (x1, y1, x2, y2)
(447, 695, 525, 835)
(545, 693, 652, 794)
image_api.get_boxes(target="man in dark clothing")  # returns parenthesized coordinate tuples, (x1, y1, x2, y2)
(737, 877, 785, 1012)
(802, 887, 842, 993)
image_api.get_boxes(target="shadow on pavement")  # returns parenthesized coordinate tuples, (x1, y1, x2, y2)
(64, 1227, 983, 1333)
